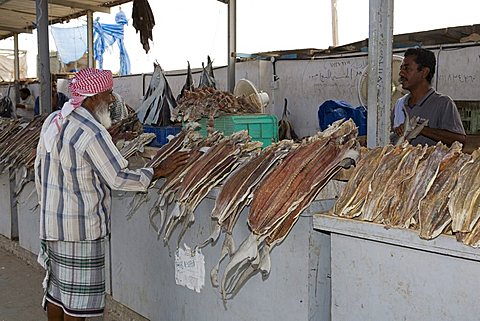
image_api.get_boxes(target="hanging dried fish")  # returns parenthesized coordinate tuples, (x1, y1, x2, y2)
(278, 98, 298, 141)
(200, 140, 295, 287)
(136, 63, 176, 126)
(220, 120, 359, 300)
(147, 131, 222, 234)
(127, 129, 194, 217)
(163, 131, 261, 245)
(177, 61, 194, 102)
(198, 56, 216, 89)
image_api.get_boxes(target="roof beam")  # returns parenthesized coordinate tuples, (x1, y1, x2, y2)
(47, 0, 111, 14)
(0, 24, 32, 34)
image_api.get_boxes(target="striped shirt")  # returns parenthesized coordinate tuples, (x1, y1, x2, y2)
(35, 107, 153, 241)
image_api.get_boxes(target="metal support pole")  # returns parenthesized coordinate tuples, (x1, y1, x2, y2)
(13, 33, 20, 105)
(366, 0, 394, 147)
(87, 10, 94, 68)
(36, 0, 52, 114)
(331, 0, 339, 46)
(227, 0, 236, 93)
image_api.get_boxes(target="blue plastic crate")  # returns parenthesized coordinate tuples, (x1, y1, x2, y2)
(143, 125, 182, 147)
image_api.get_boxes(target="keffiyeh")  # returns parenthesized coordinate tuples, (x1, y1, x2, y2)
(43, 68, 113, 152)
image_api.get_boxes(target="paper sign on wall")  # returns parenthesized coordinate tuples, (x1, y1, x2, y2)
(175, 244, 205, 293)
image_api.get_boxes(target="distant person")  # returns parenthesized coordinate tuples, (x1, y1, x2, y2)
(110, 91, 129, 123)
(393, 48, 465, 146)
(34, 75, 69, 115)
(0, 92, 13, 118)
(16, 88, 35, 121)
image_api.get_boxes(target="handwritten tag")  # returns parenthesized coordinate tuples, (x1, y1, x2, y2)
(174, 244, 205, 293)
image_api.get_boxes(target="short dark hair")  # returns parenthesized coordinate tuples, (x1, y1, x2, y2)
(19, 88, 31, 96)
(404, 48, 436, 84)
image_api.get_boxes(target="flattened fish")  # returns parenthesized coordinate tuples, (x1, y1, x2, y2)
(449, 149, 480, 232)
(388, 142, 449, 228)
(418, 142, 469, 239)
(332, 145, 388, 218)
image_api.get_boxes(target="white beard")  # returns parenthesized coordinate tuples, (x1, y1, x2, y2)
(94, 101, 112, 129)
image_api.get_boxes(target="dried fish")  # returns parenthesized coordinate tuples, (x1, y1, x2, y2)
(379, 144, 427, 226)
(220, 120, 359, 300)
(172, 87, 261, 123)
(449, 149, 480, 233)
(162, 131, 261, 244)
(202, 140, 295, 287)
(177, 61, 194, 101)
(136, 63, 176, 126)
(359, 143, 413, 222)
(387, 142, 449, 228)
(418, 142, 469, 239)
(119, 133, 156, 159)
(333, 145, 392, 218)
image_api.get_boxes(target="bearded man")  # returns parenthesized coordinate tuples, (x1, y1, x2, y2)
(34, 68, 188, 321)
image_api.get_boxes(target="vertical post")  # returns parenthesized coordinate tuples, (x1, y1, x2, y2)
(36, 0, 52, 114)
(13, 33, 20, 105)
(227, 0, 236, 93)
(331, 0, 339, 47)
(87, 10, 95, 68)
(366, 0, 394, 147)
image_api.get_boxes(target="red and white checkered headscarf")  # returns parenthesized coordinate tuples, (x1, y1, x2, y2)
(42, 68, 113, 152)
(69, 68, 113, 108)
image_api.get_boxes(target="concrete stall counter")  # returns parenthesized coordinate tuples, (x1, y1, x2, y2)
(0, 171, 18, 239)
(109, 181, 345, 321)
(16, 181, 40, 255)
(313, 214, 480, 321)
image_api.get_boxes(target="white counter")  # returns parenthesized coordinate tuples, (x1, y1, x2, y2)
(313, 214, 480, 321)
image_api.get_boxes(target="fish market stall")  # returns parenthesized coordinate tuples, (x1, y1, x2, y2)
(313, 214, 480, 321)
(0, 117, 42, 240)
(312, 141, 480, 321)
(109, 188, 327, 321)
(102, 115, 356, 320)
(16, 181, 39, 254)
(0, 169, 17, 239)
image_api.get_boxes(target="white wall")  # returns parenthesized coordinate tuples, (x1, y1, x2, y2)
(3, 44, 479, 138)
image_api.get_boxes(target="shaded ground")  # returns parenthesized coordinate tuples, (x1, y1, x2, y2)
(0, 246, 47, 321)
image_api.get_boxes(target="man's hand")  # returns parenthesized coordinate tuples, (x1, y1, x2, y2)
(16, 104, 26, 109)
(153, 151, 190, 180)
(393, 124, 404, 136)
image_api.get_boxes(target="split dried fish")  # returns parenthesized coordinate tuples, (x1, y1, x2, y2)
(418, 142, 469, 239)
(449, 149, 480, 233)
(172, 87, 261, 124)
(220, 120, 359, 300)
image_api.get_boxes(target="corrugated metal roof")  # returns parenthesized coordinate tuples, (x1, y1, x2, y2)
(0, 0, 132, 40)
(247, 24, 480, 60)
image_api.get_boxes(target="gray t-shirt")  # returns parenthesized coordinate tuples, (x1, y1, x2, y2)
(403, 88, 465, 146)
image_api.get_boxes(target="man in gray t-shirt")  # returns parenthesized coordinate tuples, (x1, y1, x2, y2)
(393, 48, 466, 146)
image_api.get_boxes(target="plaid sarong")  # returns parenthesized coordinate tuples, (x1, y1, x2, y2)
(38, 238, 106, 318)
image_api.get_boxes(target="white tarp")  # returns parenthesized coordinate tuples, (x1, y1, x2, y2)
(0, 50, 27, 82)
